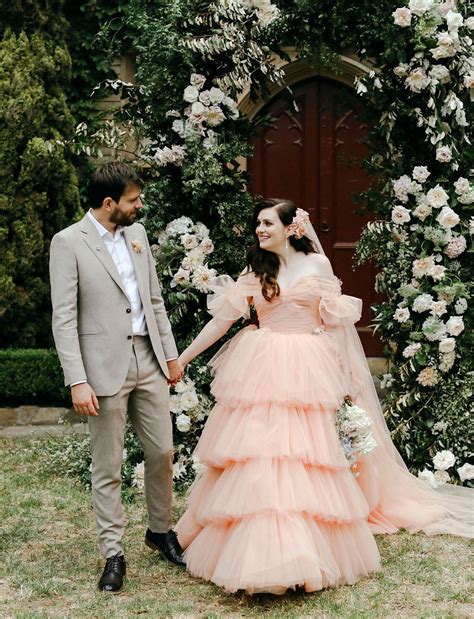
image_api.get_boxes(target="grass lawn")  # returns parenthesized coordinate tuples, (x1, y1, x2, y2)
(0, 437, 472, 619)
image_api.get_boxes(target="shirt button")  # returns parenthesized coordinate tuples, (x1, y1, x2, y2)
(126, 308, 131, 313)
(127, 335, 132, 340)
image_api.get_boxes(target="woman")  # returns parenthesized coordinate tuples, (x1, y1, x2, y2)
(175, 199, 473, 595)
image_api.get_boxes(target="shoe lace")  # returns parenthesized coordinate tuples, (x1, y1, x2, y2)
(105, 553, 123, 572)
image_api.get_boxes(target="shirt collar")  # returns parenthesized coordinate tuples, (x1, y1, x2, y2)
(87, 209, 124, 238)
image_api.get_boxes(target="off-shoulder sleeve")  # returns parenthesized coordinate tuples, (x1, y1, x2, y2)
(207, 274, 252, 323)
(319, 293, 362, 326)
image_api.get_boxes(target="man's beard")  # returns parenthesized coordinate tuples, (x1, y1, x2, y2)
(110, 208, 136, 227)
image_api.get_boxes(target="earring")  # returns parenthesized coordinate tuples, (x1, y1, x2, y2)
(285, 237, 288, 249)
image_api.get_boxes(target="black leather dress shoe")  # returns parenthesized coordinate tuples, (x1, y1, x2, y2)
(145, 529, 186, 567)
(98, 553, 126, 593)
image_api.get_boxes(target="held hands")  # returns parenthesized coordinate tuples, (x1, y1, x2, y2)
(167, 358, 184, 387)
(71, 383, 100, 416)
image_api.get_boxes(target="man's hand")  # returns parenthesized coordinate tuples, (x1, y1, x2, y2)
(167, 359, 184, 387)
(71, 383, 100, 416)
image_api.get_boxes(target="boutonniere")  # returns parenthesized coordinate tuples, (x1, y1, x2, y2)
(131, 240, 143, 253)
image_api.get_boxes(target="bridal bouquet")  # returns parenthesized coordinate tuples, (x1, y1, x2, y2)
(335, 397, 377, 476)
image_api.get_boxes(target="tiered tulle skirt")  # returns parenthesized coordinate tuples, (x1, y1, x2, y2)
(175, 327, 382, 594)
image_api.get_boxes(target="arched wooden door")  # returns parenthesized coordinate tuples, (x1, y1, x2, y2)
(248, 77, 383, 356)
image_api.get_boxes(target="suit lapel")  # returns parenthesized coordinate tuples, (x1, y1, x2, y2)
(123, 226, 148, 299)
(80, 215, 128, 297)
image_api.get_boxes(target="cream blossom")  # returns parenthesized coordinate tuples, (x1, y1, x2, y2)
(174, 377, 195, 394)
(198, 90, 211, 106)
(183, 85, 199, 103)
(394, 307, 410, 322)
(412, 166, 430, 183)
(180, 389, 200, 411)
(439, 2, 457, 18)
(434, 470, 450, 485)
(209, 87, 225, 105)
(430, 265, 446, 281)
(446, 315, 464, 336)
(445, 10, 463, 31)
(393, 7, 412, 26)
(391, 205, 411, 224)
(454, 298, 467, 314)
(408, 0, 433, 15)
(191, 264, 217, 292)
(453, 177, 470, 194)
(199, 238, 214, 254)
(173, 457, 187, 480)
(413, 203, 432, 221)
(181, 248, 205, 270)
(205, 105, 226, 127)
(465, 17, 474, 30)
(418, 468, 438, 488)
(417, 366, 439, 387)
(435, 145, 453, 163)
(169, 394, 182, 414)
(422, 316, 447, 341)
(193, 222, 210, 239)
(426, 185, 449, 208)
(439, 350, 456, 372)
(439, 337, 455, 353)
(445, 235, 466, 258)
(433, 449, 456, 470)
(412, 255, 435, 278)
(393, 175, 411, 202)
(402, 342, 422, 358)
(457, 463, 474, 482)
(190, 73, 206, 89)
(430, 300, 447, 317)
(429, 65, 451, 84)
(430, 45, 456, 60)
(171, 267, 190, 287)
(462, 72, 474, 89)
(413, 293, 434, 313)
(176, 413, 191, 432)
(405, 68, 430, 92)
(433, 420, 448, 433)
(436, 206, 460, 228)
(181, 233, 199, 250)
(132, 462, 145, 490)
(394, 63, 410, 77)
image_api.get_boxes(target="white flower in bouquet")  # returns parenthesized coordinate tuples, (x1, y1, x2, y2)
(439, 337, 455, 353)
(172, 118, 193, 139)
(445, 235, 466, 258)
(380, 373, 394, 389)
(180, 389, 200, 411)
(181, 234, 199, 250)
(412, 166, 430, 183)
(413, 202, 432, 221)
(174, 377, 195, 394)
(446, 315, 464, 336)
(439, 1, 457, 18)
(353, 433, 378, 456)
(408, 181, 422, 195)
(198, 90, 212, 106)
(429, 65, 451, 85)
(393, 175, 411, 202)
(445, 10, 463, 31)
(454, 298, 467, 314)
(434, 470, 450, 485)
(256, 3, 280, 27)
(199, 238, 214, 255)
(157, 231, 168, 246)
(183, 85, 199, 103)
(457, 463, 474, 482)
(176, 413, 191, 432)
(430, 265, 446, 281)
(435, 145, 453, 163)
(171, 267, 191, 288)
(205, 105, 226, 127)
(418, 468, 438, 488)
(426, 184, 449, 208)
(412, 255, 435, 278)
(430, 300, 448, 317)
(193, 222, 210, 240)
(173, 456, 187, 479)
(457, 190, 474, 205)
(190, 73, 206, 89)
(209, 87, 225, 105)
(391, 205, 411, 224)
(413, 293, 434, 313)
(394, 307, 411, 322)
(433, 420, 448, 433)
(190, 100, 206, 116)
(394, 63, 410, 77)
(405, 68, 430, 92)
(408, 0, 433, 16)
(422, 316, 447, 341)
(393, 7, 412, 26)
(341, 404, 372, 436)
(430, 44, 455, 60)
(169, 394, 183, 414)
(166, 216, 193, 237)
(182, 248, 205, 271)
(433, 449, 456, 470)
(417, 366, 439, 387)
(191, 264, 217, 292)
(466, 16, 474, 29)
(403, 342, 422, 358)
(439, 350, 456, 372)
(132, 461, 145, 490)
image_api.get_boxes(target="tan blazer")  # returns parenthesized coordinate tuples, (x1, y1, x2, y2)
(50, 215, 178, 396)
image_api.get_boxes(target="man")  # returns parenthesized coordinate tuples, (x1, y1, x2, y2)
(50, 162, 185, 593)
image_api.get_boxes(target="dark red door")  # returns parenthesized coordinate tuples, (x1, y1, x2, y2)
(248, 77, 382, 355)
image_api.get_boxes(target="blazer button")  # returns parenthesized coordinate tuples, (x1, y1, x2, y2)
(127, 335, 132, 340)
(126, 308, 131, 313)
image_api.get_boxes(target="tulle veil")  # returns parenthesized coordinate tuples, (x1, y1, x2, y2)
(305, 221, 473, 538)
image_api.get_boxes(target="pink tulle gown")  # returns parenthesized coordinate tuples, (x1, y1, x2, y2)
(175, 273, 473, 595)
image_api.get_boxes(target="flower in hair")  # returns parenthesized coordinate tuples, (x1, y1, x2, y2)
(287, 208, 310, 239)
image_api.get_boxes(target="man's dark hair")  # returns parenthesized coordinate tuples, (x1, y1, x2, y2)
(88, 162, 143, 209)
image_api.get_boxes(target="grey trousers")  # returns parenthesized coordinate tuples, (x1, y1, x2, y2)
(88, 335, 173, 558)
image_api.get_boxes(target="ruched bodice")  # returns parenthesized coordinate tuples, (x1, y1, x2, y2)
(254, 283, 323, 334)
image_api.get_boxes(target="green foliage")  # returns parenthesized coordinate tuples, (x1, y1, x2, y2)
(0, 28, 81, 347)
(0, 349, 69, 406)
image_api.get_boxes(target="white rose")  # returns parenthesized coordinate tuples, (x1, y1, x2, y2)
(183, 85, 199, 103)
(222, 95, 237, 109)
(430, 300, 447, 317)
(430, 45, 454, 60)
(418, 468, 438, 488)
(190, 73, 206, 89)
(457, 463, 474, 482)
(454, 298, 467, 314)
(393, 7, 412, 26)
(412, 255, 435, 278)
(198, 90, 211, 106)
(209, 87, 225, 104)
(199, 238, 214, 254)
(191, 264, 217, 293)
(453, 177, 470, 195)
(393, 175, 411, 202)
(446, 316, 464, 336)
(413, 294, 434, 313)
(465, 17, 474, 30)
(430, 265, 446, 282)
(408, 0, 433, 16)
(435, 145, 453, 163)
(175, 377, 195, 394)
(402, 342, 422, 358)
(191, 101, 206, 115)
(171, 267, 190, 287)
(394, 307, 410, 322)
(176, 413, 191, 432)
(433, 449, 456, 470)
(439, 2, 457, 18)
(182, 248, 205, 271)
(205, 105, 226, 127)
(181, 233, 199, 250)
(439, 337, 455, 353)
(417, 366, 439, 387)
(180, 390, 200, 411)
(391, 205, 411, 224)
(405, 68, 430, 92)
(172, 118, 193, 138)
(429, 65, 451, 84)
(445, 10, 463, 31)
(436, 206, 460, 228)
(412, 166, 430, 183)
(437, 32, 455, 47)
(413, 203, 432, 221)
(394, 63, 410, 77)
(426, 184, 449, 208)
(434, 470, 450, 485)
(169, 394, 183, 413)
